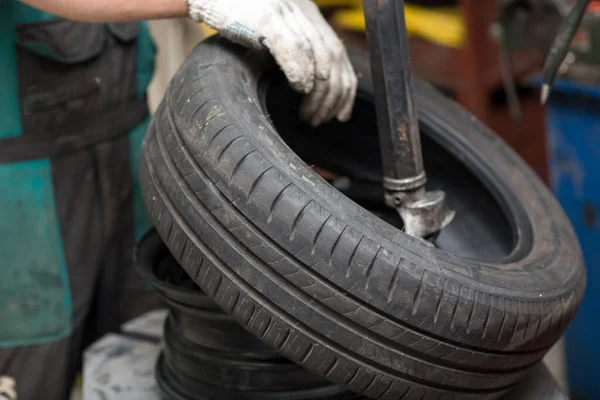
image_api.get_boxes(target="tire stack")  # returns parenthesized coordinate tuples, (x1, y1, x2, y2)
(136, 229, 362, 400)
(138, 36, 586, 399)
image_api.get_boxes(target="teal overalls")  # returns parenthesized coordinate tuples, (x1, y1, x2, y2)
(0, 2, 162, 398)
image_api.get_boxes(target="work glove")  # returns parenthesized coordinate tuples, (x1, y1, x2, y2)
(0, 376, 16, 400)
(186, 0, 358, 126)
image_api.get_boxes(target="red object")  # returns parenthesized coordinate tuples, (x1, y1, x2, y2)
(587, 1, 600, 13)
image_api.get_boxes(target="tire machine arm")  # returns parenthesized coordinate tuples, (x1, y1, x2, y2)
(361, 0, 455, 239)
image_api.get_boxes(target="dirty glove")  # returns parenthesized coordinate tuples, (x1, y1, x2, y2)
(186, 0, 357, 125)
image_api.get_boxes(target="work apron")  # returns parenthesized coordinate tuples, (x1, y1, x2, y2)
(0, 1, 157, 348)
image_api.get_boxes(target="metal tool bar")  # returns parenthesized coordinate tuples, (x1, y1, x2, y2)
(362, 0, 426, 192)
(361, 0, 455, 238)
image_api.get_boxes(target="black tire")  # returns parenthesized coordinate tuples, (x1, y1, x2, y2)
(140, 36, 585, 399)
(135, 229, 361, 400)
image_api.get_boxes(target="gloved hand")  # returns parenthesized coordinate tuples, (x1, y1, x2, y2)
(0, 376, 16, 400)
(186, 0, 357, 126)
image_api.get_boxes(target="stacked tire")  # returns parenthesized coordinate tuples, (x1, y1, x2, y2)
(139, 36, 585, 399)
(136, 229, 361, 399)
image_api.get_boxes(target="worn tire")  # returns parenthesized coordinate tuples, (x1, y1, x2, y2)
(135, 229, 362, 400)
(140, 36, 585, 399)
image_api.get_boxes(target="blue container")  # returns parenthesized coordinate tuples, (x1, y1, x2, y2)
(544, 78, 600, 399)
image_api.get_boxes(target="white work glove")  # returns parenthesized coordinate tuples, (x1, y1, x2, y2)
(186, 0, 357, 126)
(0, 376, 16, 400)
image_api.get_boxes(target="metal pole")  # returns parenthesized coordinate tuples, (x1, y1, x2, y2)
(362, 0, 426, 192)
(361, 0, 455, 238)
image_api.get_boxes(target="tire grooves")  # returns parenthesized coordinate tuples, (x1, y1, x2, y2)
(161, 97, 539, 367)
(150, 104, 529, 390)
(159, 94, 547, 372)
(142, 155, 512, 398)
(172, 70, 576, 355)
(160, 95, 545, 362)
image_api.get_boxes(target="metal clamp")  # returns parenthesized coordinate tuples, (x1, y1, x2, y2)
(384, 188, 455, 239)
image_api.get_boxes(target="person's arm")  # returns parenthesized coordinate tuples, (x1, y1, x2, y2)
(18, 0, 189, 23)
(19, 0, 357, 126)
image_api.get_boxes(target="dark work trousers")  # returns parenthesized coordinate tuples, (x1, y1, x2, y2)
(0, 18, 164, 400)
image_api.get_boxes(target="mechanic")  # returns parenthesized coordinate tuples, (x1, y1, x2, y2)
(0, 0, 357, 399)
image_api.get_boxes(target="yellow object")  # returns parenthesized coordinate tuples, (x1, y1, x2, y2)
(321, 2, 465, 49)
(200, 23, 217, 37)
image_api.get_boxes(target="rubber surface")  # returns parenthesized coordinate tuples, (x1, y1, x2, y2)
(136, 229, 361, 400)
(140, 37, 586, 399)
